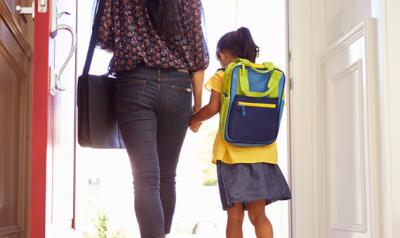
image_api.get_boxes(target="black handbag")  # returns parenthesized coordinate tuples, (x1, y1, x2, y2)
(77, 0, 125, 148)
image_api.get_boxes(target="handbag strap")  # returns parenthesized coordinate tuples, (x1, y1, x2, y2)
(82, 0, 107, 76)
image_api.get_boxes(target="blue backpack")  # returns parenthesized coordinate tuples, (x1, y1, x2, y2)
(219, 58, 286, 146)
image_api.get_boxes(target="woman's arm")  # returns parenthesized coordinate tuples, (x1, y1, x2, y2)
(191, 70, 205, 112)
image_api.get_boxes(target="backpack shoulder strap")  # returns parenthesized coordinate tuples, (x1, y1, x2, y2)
(222, 60, 243, 97)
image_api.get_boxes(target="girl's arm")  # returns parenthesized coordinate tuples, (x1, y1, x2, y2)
(191, 70, 205, 112)
(190, 90, 221, 123)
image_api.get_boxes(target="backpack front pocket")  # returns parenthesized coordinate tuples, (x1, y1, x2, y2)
(227, 95, 280, 145)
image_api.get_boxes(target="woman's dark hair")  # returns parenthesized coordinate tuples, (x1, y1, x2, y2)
(217, 27, 259, 62)
(145, 0, 181, 40)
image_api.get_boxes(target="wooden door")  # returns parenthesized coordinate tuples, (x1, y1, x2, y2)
(0, 0, 33, 237)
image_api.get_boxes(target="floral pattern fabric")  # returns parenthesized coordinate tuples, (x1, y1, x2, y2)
(96, 0, 209, 73)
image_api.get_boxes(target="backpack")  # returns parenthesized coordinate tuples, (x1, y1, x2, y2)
(219, 58, 286, 146)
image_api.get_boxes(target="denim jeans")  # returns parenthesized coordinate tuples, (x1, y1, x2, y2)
(115, 66, 192, 238)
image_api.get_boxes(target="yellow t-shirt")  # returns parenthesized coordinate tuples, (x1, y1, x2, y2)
(206, 70, 278, 165)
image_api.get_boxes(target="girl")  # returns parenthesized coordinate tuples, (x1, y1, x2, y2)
(189, 27, 291, 238)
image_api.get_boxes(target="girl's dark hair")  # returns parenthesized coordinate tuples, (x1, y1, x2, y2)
(145, 0, 181, 40)
(217, 27, 259, 62)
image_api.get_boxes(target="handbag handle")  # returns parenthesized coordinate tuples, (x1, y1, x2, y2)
(82, 0, 107, 76)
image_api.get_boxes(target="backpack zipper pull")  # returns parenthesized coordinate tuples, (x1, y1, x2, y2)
(240, 105, 246, 116)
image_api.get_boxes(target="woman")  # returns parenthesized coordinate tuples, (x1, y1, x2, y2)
(96, 0, 209, 237)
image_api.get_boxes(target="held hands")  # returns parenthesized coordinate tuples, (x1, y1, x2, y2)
(189, 117, 202, 133)
(189, 105, 202, 133)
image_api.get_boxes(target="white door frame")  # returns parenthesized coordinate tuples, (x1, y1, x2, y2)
(374, 0, 400, 237)
(287, 0, 315, 236)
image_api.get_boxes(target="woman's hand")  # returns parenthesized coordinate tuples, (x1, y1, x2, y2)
(192, 105, 202, 114)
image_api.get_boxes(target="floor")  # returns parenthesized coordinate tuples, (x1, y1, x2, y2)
(75, 110, 288, 238)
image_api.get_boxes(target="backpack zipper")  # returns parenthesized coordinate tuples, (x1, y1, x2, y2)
(237, 101, 276, 108)
(238, 101, 276, 116)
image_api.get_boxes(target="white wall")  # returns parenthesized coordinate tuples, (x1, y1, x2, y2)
(324, 0, 371, 44)
(310, 0, 373, 50)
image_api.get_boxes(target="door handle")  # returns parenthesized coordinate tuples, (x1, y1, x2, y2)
(49, 24, 77, 95)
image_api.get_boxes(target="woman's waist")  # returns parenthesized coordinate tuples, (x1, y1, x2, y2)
(116, 64, 190, 82)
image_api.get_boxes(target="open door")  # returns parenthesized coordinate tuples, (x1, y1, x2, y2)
(0, 0, 33, 237)
(30, 0, 77, 237)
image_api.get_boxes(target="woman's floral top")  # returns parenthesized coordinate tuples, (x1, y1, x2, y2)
(96, 0, 209, 73)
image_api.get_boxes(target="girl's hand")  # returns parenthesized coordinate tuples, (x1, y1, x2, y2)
(189, 89, 221, 133)
(189, 117, 202, 132)
(189, 121, 202, 133)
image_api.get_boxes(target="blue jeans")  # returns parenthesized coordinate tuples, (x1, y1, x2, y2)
(115, 66, 192, 238)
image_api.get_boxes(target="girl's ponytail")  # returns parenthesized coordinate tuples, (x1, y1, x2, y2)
(236, 27, 259, 62)
(217, 27, 259, 63)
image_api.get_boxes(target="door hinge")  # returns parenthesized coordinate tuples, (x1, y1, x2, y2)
(289, 78, 294, 90)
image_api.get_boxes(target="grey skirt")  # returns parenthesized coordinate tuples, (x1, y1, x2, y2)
(217, 161, 291, 210)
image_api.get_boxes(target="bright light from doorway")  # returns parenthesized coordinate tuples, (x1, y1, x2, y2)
(75, 0, 289, 237)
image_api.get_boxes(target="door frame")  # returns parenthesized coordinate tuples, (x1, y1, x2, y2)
(285, 0, 294, 237)
(30, 0, 51, 237)
(373, 0, 400, 237)
(4, 0, 293, 236)
(287, 0, 316, 236)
